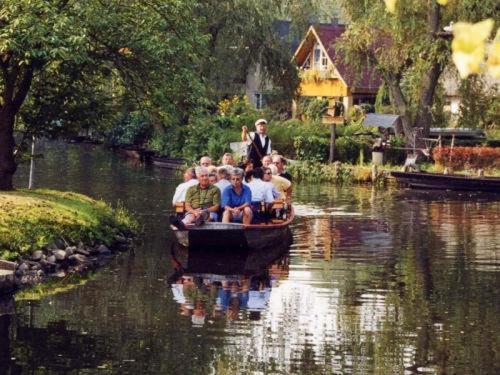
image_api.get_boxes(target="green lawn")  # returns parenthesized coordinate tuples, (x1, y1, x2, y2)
(0, 189, 138, 260)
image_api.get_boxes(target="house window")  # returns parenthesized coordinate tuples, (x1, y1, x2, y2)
(313, 43, 328, 70)
(254, 92, 263, 110)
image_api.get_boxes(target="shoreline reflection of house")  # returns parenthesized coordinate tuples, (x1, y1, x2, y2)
(292, 24, 381, 118)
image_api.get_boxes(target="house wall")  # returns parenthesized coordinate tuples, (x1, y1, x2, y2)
(299, 79, 349, 97)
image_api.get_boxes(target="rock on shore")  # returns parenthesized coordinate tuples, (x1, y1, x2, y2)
(0, 233, 135, 293)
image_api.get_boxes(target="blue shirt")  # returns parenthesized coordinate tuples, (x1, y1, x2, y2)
(221, 184, 252, 208)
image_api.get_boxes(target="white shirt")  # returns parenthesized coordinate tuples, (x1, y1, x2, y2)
(215, 179, 231, 193)
(247, 178, 274, 203)
(265, 181, 280, 199)
(248, 131, 272, 154)
(172, 179, 198, 204)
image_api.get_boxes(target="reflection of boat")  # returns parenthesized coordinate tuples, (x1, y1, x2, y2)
(151, 156, 185, 169)
(170, 208, 295, 250)
(169, 240, 291, 324)
(170, 234, 291, 276)
(391, 171, 500, 193)
(117, 146, 154, 161)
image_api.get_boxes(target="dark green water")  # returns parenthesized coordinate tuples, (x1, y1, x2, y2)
(2, 141, 499, 374)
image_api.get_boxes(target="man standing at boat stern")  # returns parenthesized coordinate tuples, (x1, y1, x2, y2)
(242, 119, 271, 168)
(170, 167, 220, 229)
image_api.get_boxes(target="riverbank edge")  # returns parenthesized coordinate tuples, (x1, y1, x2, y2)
(0, 189, 138, 295)
(287, 161, 500, 184)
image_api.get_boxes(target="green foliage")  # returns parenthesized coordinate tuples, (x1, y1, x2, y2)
(298, 97, 329, 121)
(375, 82, 392, 114)
(105, 111, 153, 147)
(336, 0, 497, 141)
(0, 189, 138, 257)
(287, 161, 381, 184)
(457, 76, 499, 130)
(293, 135, 329, 162)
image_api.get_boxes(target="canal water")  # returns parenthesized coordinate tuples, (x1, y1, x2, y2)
(3, 142, 499, 374)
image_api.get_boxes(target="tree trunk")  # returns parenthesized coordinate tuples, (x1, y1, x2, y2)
(0, 106, 17, 190)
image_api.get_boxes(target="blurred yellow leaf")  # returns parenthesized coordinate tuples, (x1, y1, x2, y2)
(451, 19, 494, 78)
(437, 0, 449, 5)
(487, 41, 500, 78)
(384, 0, 397, 14)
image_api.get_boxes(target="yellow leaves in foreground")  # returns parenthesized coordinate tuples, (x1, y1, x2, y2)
(384, 0, 397, 14)
(384, 0, 448, 13)
(486, 32, 500, 78)
(452, 19, 494, 78)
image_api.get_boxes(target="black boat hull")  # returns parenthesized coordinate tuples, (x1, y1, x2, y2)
(391, 171, 500, 193)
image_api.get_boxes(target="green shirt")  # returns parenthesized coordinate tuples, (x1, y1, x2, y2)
(185, 184, 220, 209)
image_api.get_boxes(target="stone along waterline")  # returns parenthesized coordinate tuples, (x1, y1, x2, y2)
(3, 141, 499, 374)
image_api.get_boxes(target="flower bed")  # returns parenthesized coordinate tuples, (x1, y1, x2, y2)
(432, 147, 500, 170)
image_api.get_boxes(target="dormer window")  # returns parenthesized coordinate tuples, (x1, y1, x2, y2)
(313, 43, 328, 70)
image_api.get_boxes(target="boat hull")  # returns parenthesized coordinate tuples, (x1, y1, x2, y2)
(391, 171, 500, 193)
(171, 210, 294, 250)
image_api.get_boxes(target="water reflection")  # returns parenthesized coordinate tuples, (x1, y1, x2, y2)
(9, 142, 500, 374)
(169, 243, 290, 326)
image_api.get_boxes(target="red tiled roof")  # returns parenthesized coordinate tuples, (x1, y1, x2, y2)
(315, 25, 381, 90)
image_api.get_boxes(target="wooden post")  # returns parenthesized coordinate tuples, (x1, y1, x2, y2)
(28, 136, 35, 189)
(329, 124, 337, 163)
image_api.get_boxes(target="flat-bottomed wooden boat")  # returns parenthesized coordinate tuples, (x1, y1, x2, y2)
(170, 208, 295, 250)
(391, 171, 500, 193)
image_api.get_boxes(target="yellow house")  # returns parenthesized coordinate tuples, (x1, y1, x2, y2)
(293, 24, 381, 118)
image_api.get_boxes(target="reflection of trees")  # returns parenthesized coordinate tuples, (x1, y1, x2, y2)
(0, 298, 14, 375)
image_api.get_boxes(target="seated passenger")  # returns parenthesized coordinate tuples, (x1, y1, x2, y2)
(266, 164, 292, 202)
(208, 173, 217, 185)
(215, 167, 231, 192)
(221, 152, 235, 167)
(199, 156, 212, 168)
(272, 155, 292, 182)
(170, 167, 220, 229)
(172, 167, 198, 205)
(246, 167, 274, 209)
(262, 166, 281, 199)
(221, 168, 253, 224)
(261, 155, 273, 168)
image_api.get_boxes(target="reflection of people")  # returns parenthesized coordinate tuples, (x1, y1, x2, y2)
(192, 301, 206, 327)
(241, 119, 272, 168)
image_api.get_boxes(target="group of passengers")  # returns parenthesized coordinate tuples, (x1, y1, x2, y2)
(169, 119, 292, 229)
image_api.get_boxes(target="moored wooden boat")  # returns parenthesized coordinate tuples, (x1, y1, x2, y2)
(151, 156, 185, 169)
(170, 207, 295, 250)
(391, 171, 500, 193)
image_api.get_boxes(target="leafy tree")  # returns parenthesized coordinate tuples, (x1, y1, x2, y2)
(336, 0, 497, 146)
(0, 0, 206, 190)
(457, 76, 499, 130)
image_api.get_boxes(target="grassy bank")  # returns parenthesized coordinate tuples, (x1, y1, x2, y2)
(0, 189, 138, 260)
(287, 161, 500, 183)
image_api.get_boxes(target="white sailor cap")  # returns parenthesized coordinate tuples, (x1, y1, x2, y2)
(254, 118, 267, 127)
